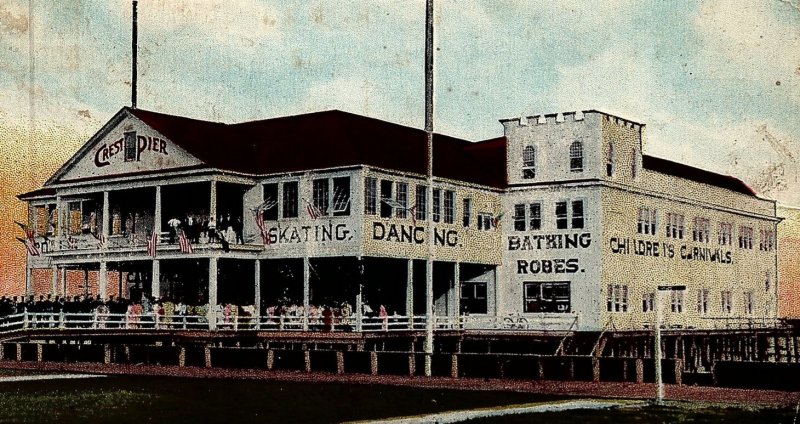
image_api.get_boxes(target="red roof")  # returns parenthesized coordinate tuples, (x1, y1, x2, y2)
(643, 155, 757, 196)
(127, 108, 507, 188)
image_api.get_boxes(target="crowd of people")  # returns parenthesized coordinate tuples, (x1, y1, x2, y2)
(166, 213, 244, 245)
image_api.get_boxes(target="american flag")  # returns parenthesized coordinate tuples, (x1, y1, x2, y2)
(147, 228, 158, 258)
(16, 236, 39, 256)
(254, 210, 271, 245)
(306, 202, 322, 220)
(178, 229, 193, 254)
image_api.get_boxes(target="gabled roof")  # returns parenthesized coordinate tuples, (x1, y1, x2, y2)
(126, 107, 507, 188)
(643, 155, 757, 196)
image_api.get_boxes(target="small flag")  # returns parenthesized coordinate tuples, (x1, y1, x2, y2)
(254, 208, 271, 245)
(306, 202, 322, 220)
(178, 229, 193, 254)
(16, 236, 39, 256)
(147, 228, 158, 258)
(491, 212, 505, 228)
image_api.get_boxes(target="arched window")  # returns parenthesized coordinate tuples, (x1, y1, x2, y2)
(631, 149, 639, 178)
(606, 143, 615, 177)
(522, 146, 536, 179)
(569, 141, 583, 172)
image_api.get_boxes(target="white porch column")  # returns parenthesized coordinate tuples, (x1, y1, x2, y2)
(24, 265, 33, 299)
(151, 259, 160, 299)
(99, 261, 108, 301)
(303, 257, 310, 331)
(55, 195, 62, 237)
(208, 257, 218, 330)
(153, 186, 162, 241)
(453, 262, 460, 318)
(61, 268, 67, 297)
(101, 191, 110, 246)
(51, 265, 58, 297)
(254, 259, 261, 316)
(406, 259, 414, 317)
(210, 180, 217, 220)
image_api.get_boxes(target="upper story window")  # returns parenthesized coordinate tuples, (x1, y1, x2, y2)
(462, 198, 472, 228)
(124, 131, 137, 162)
(606, 143, 615, 177)
(380, 180, 393, 218)
(721, 290, 733, 315)
(415, 185, 427, 221)
(395, 182, 408, 219)
(513, 204, 526, 231)
(666, 213, 685, 239)
(263, 183, 279, 221)
(332, 177, 351, 216)
(571, 200, 584, 229)
(697, 289, 709, 315)
(606, 284, 628, 312)
(529, 203, 542, 230)
(443, 190, 455, 224)
(759, 229, 774, 252)
(556, 201, 568, 229)
(719, 222, 733, 246)
(282, 181, 298, 218)
(364, 177, 377, 215)
(637, 207, 657, 235)
(569, 141, 583, 172)
(522, 146, 536, 179)
(739, 226, 754, 249)
(692, 217, 710, 243)
(642, 292, 655, 313)
(312, 179, 330, 217)
(477, 213, 493, 231)
(670, 290, 684, 313)
(432, 188, 441, 223)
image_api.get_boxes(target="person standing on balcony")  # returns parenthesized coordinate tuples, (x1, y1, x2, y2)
(167, 217, 181, 244)
(207, 216, 217, 243)
(234, 216, 243, 244)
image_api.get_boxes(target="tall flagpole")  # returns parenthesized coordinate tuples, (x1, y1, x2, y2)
(423, 0, 435, 378)
(131, 0, 138, 109)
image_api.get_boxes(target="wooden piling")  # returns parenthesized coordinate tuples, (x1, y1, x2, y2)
(103, 344, 111, 364)
(36, 344, 43, 362)
(178, 347, 186, 367)
(266, 349, 274, 370)
(635, 358, 644, 383)
(370, 351, 378, 376)
(304, 350, 311, 373)
(204, 345, 212, 368)
(450, 354, 458, 379)
(336, 351, 344, 375)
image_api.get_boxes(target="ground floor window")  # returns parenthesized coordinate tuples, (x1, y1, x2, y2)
(524, 281, 570, 313)
(460, 282, 487, 314)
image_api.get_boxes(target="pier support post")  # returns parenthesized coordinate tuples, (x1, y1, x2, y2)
(304, 350, 311, 373)
(674, 358, 683, 386)
(178, 347, 186, 367)
(450, 354, 458, 378)
(538, 358, 545, 380)
(103, 344, 111, 364)
(336, 351, 344, 375)
(636, 358, 644, 383)
(204, 345, 212, 368)
(592, 357, 600, 382)
(36, 344, 43, 362)
(370, 351, 378, 376)
(16, 343, 22, 362)
(408, 352, 416, 376)
(267, 349, 274, 370)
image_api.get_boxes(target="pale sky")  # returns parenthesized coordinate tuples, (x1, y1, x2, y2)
(1, 0, 799, 200)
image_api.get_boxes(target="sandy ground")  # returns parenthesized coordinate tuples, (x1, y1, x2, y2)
(0, 360, 797, 407)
